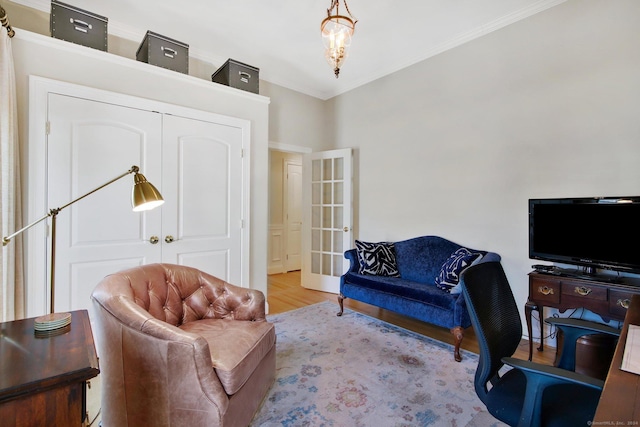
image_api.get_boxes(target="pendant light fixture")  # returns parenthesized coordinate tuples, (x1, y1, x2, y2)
(321, 0, 357, 78)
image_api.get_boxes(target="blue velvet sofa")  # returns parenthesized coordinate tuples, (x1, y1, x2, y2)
(338, 235, 501, 361)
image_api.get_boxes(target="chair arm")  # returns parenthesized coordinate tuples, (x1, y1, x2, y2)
(545, 317, 620, 371)
(502, 357, 605, 389)
(545, 317, 620, 336)
(213, 281, 267, 321)
(501, 357, 604, 427)
(344, 249, 359, 274)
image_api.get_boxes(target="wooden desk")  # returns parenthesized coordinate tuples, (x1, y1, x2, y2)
(526, 271, 640, 360)
(0, 310, 99, 426)
(594, 294, 640, 423)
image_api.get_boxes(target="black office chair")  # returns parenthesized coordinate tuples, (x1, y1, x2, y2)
(460, 261, 620, 427)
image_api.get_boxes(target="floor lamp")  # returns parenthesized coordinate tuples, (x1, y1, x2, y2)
(2, 165, 164, 330)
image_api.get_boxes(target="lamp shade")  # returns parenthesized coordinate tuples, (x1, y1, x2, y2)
(132, 172, 164, 212)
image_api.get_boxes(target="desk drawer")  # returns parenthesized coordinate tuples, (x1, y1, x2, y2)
(562, 283, 607, 301)
(609, 290, 634, 318)
(530, 277, 560, 304)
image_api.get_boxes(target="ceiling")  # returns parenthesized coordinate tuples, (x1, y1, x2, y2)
(15, 0, 565, 100)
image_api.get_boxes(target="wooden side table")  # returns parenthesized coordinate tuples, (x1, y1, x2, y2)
(526, 271, 640, 360)
(0, 310, 99, 426)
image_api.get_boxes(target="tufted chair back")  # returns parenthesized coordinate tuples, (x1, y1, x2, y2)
(107, 263, 266, 326)
(91, 263, 275, 427)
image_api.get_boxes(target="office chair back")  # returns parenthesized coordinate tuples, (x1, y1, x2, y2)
(461, 261, 522, 403)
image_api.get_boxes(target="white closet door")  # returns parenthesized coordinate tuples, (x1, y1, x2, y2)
(47, 94, 163, 313)
(40, 86, 248, 316)
(161, 114, 244, 284)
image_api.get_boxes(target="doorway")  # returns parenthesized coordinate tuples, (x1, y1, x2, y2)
(268, 148, 304, 275)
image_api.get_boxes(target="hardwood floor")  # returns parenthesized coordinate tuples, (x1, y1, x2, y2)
(267, 270, 556, 365)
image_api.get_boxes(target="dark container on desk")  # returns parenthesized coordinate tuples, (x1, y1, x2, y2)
(136, 31, 189, 74)
(211, 59, 259, 94)
(555, 330, 618, 380)
(50, 0, 108, 51)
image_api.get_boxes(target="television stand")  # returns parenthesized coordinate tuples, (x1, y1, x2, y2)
(525, 271, 640, 360)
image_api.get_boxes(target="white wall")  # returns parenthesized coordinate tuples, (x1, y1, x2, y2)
(11, 30, 270, 299)
(262, 82, 328, 152)
(328, 0, 640, 339)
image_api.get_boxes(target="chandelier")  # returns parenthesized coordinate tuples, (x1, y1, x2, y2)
(321, 0, 357, 78)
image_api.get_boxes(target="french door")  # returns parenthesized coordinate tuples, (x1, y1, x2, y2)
(302, 149, 353, 293)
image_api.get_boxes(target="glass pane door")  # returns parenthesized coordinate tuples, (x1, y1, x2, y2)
(303, 149, 352, 293)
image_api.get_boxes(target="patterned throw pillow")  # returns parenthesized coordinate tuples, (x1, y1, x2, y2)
(435, 248, 483, 293)
(355, 240, 401, 277)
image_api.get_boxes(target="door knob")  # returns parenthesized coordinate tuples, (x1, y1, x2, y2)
(149, 236, 159, 244)
(165, 235, 175, 243)
(343, 227, 349, 232)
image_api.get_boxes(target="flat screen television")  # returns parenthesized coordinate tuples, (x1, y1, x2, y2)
(529, 197, 640, 275)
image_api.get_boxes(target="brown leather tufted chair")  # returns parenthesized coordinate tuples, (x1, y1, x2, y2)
(90, 263, 276, 427)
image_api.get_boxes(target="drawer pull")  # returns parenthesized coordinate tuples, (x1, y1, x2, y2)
(575, 286, 592, 296)
(538, 286, 554, 296)
(617, 298, 631, 310)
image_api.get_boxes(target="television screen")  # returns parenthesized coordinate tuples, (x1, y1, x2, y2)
(529, 197, 640, 274)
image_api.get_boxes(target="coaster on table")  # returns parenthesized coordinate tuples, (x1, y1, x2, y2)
(34, 312, 72, 331)
(35, 324, 71, 338)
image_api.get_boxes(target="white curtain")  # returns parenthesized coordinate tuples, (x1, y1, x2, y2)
(1, 24, 24, 321)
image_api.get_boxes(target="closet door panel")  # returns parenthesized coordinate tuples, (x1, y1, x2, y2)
(68, 127, 145, 243)
(162, 114, 244, 284)
(180, 136, 229, 237)
(47, 94, 163, 313)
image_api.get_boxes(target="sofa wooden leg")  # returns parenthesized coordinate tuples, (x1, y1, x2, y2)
(337, 294, 345, 316)
(451, 326, 464, 362)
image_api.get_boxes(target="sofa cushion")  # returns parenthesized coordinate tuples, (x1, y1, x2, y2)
(180, 318, 276, 395)
(355, 240, 401, 277)
(435, 248, 483, 293)
(342, 272, 458, 311)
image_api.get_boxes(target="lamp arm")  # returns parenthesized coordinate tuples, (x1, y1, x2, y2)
(54, 165, 138, 213)
(2, 165, 139, 246)
(2, 211, 53, 246)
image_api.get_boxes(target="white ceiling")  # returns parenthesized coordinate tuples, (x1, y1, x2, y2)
(15, 0, 565, 99)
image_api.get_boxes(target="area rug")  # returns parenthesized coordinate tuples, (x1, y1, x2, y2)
(250, 301, 506, 427)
